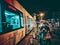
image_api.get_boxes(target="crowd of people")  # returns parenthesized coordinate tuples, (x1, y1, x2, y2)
(39, 20, 59, 45)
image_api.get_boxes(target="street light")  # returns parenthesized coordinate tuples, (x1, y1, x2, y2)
(39, 12, 45, 20)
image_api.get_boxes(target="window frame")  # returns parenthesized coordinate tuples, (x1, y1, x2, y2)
(0, 1, 24, 34)
(20, 12, 24, 28)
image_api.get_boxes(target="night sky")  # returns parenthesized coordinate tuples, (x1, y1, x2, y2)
(17, 0, 60, 19)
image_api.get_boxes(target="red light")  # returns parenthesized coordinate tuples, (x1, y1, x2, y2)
(8, 6, 16, 11)
(5, 0, 12, 4)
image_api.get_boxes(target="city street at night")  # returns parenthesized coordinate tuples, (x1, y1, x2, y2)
(0, 0, 60, 45)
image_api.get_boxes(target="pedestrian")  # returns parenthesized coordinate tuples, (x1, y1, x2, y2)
(40, 22, 52, 45)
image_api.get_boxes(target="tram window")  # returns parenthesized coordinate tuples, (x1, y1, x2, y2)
(27, 18, 31, 31)
(5, 10, 20, 30)
(30, 19, 33, 29)
(30, 20, 34, 28)
(20, 13, 24, 27)
(0, 4, 2, 32)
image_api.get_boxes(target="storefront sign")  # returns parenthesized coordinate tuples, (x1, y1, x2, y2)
(8, 6, 16, 11)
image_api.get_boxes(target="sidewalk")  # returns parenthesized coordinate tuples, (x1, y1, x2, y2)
(17, 35, 40, 45)
(17, 28, 60, 45)
(17, 27, 40, 45)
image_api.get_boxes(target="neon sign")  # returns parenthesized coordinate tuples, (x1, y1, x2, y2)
(8, 6, 16, 11)
(5, 0, 12, 4)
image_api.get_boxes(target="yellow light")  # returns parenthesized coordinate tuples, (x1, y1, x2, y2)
(40, 12, 45, 17)
(39, 12, 45, 20)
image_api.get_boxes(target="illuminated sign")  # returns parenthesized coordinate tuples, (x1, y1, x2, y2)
(8, 6, 16, 11)
(5, 0, 16, 11)
(5, 0, 12, 5)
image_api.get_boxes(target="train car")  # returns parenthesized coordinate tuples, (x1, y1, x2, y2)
(0, 0, 36, 45)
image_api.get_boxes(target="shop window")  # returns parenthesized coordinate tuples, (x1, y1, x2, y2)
(20, 13, 24, 28)
(27, 17, 31, 32)
(5, 10, 20, 30)
(0, 4, 2, 32)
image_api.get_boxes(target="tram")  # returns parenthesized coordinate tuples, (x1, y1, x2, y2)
(0, 0, 36, 45)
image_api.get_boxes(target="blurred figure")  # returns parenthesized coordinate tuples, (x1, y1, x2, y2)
(40, 22, 50, 31)
(40, 22, 51, 45)
(39, 21, 45, 29)
(45, 31, 51, 45)
(49, 22, 53, 32)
